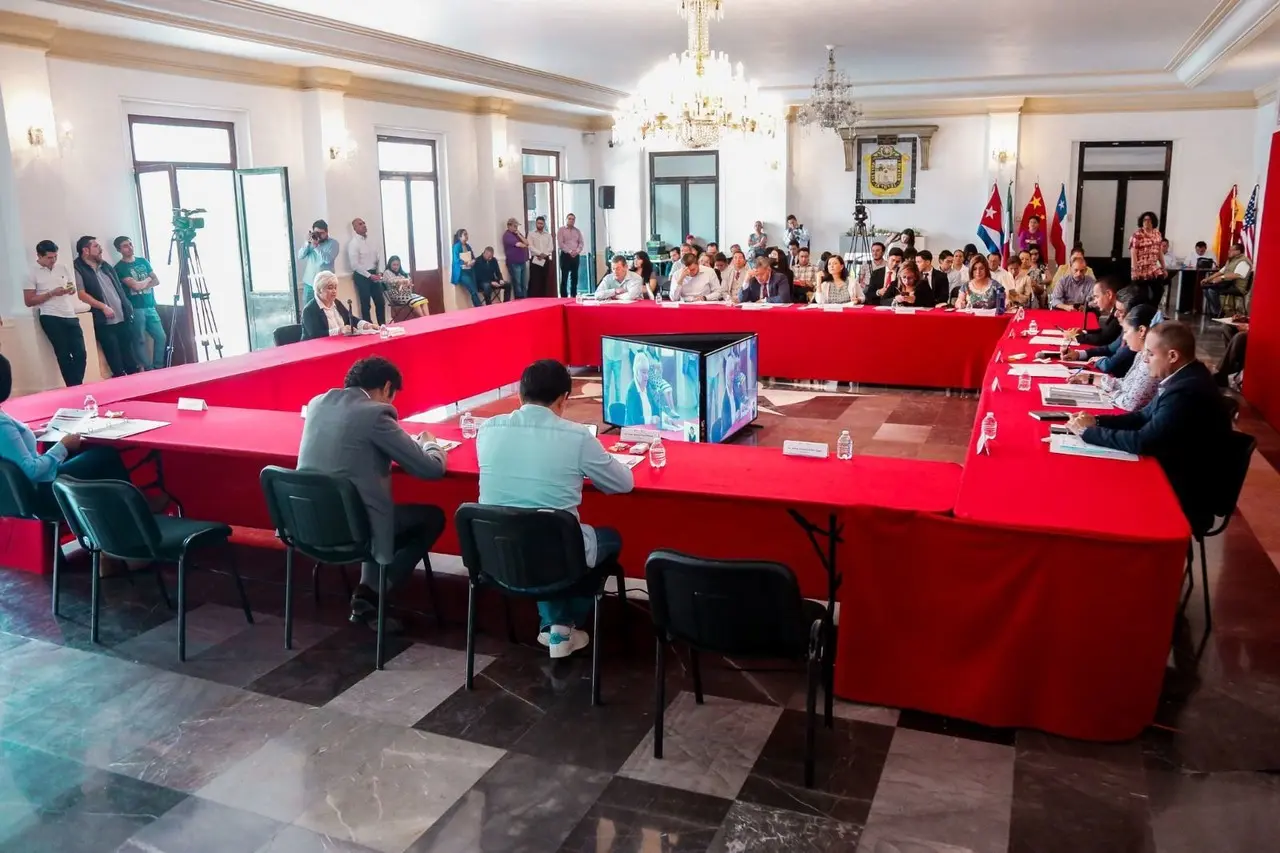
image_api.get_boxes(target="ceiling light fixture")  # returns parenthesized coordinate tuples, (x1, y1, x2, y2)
(796, 46, 861, 133)
(612, 0, 780, 149)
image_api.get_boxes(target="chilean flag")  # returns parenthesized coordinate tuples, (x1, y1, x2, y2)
(1049, 184, 1068, 266)
(977, 183, 1004, 258)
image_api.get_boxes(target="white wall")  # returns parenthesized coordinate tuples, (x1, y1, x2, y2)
(790, 115, 990, 254)
(1018, 107, 1259, 259)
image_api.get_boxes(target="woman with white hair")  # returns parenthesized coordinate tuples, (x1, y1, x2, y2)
(301, 271, 377, 340)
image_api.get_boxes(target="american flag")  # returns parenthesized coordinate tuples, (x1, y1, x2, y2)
(1243, 184, 1259, 262)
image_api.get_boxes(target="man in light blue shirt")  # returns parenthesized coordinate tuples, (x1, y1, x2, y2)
(477, 359, 634, 658)
(595, 255, 645, 301)
(297, 219, 339, 307)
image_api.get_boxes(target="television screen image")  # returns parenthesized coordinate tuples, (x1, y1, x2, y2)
(602, 337, 702, 442)
(705, 336, 759, 443)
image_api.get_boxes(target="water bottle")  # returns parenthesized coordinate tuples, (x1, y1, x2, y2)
(1017, 373, 1032, 392)
(994, 284, 1007, 315)
(1027, 318, 1039, 336)
(981, 412, 998, 443)
(836, 430, 853, 460)
(83, 394, 98, 419)
(460, 411, 478, 439)
(649, 437, 667, 469)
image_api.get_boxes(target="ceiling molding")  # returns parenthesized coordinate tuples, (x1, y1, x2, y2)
(1174, 0, 1280, 86)
(1021, 91, 1259, 113)
(0, 11, 60, 50)
(1167, 0, 1244, 70)
(41, 0, 625, 111)
(1255, 79, 1279, 103)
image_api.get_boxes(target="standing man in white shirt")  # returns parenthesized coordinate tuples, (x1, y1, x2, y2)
(669, 252, 718, 302)
(557, 213, 585, 298)
(24, 240, 87, 387)
(347, 217, 385, 325)
(595, 255, 645, 301)
(526, 215, 555, 298)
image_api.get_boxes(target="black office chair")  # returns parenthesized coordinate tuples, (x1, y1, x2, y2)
(645, 550, 831, 788)
(454, 503, 627, 706)
(0, 458, 67, 614)
(50, 476, 250, 659)
(1182, 429, 1256, 638)
(272, 324, 303, 347)
(260, 466, 404, 670)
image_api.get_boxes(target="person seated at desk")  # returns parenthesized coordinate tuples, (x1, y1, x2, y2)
(473, 247, 505, 305)
(739, 256, 793, 304)
(1004, 256, 1035, 309)
(1050, 247, 1093, 285)
(1049, 257, 1096, 310)
(382, 255, 430, 318)
(1062, 288, 1161, 378)
(1067, 304, 1161, 412)
(595, 255, 645, 301)
(630, 251, 660, 300)
(791, 247, 820, 303)
(865, 247, 903, 306)
(815, 255, 857, 304)
(478, 359, 634, 657)
(956, 255, 1000, 309)
(298, 356, 447, 632)
(1214, 315, 1248, 389)
(302, 272, 377, 340)
(1202, 240, 1252, 318)
(988, 253, 1014, 290)
(720, 250, 750, 303)
(888, 262, 935, 307)
(0, 353, 130, 515)
(1063, 278, 1122, 347)
(1068, 322, 1233, 531)
(670, 252, 720, 302)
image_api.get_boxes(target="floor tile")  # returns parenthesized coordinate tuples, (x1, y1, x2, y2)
(897, 709, 1017, 747)
(246, 625, 413, 706)
(253, 824, 379, 853)
(784, 689, 901, 727)
(873, 423, 933, 443)
(406, 753, 612, 853)
(177, 616, 339, 689)
(856, 728, 1015, 853)
(108, 691, 311, 792)
(292, 727, 504, 853)
(110, 603, 262, 668)
(737, 710, 894, 827)
(325, 643, 496, 726)
(618, 691, 783, 799)
(116, 796, 284, 852)
(708, 801, 862, 852)
(1146, 769, 1280, 853)
(556, 777, 732, 853)
(0, 741, 95, 845)
(1, 650, 155, 738)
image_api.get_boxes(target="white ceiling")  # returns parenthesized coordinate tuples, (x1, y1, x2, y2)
(16, 0, 1280, 109)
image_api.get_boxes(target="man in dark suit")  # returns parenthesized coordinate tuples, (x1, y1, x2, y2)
(865, 247, 903, 306)
(739, 257, 792, 304)
(1065, 278, 1122, 347)
(298, 356, 448, 630)
(1068, 322, 1233, 531)
(916, 250, 948, 306)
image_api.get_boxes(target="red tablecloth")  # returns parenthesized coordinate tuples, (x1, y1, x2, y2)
(565, 302, 1009, 389)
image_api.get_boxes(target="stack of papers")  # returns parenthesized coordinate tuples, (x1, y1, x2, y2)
(39, 411, 170, 442)
(608, 453, 645, 469)
(739, 302, 776, 310)
(1049, 434, 1139, 462)
(1008, 364, 1071, 378)
(1039, 383, 1113, 410)
(1028, 335, 1068, 346)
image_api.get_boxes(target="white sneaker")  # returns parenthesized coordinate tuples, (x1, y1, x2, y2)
(537, 629, 550, 647)
(547, 624, 589, 659)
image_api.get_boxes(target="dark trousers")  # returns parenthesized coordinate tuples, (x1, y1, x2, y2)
(353, 271, 386, 325)
(361, 504, 447, 593)
(95, 321, 139, 378)
(36, 446, 130, 516)
(1215, 329, 1248, 385)
(529, 261, 552, 298)
(38, 314, 87, 387)
(559, 251, 580, 298)
(1203, 282, 1243, 318)
(1135, 275, 1163, 310)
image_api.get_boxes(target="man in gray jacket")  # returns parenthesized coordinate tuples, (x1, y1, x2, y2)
(299, 356, 447, 631)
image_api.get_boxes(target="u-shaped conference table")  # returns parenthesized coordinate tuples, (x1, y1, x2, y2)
(2, 298, 1189, 741)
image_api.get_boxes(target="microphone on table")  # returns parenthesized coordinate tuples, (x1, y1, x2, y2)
(346, 299, 355, 334)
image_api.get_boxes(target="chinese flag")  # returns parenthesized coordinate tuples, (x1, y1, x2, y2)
(1019, 183, 1048, 241)
(1214, 185, 1239, 265)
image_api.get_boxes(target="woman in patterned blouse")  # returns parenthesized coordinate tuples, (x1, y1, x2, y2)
(957, 255, 1000, 310)
(816, 255, 856, 304)
(1129, 211, 1166, 305)
(1067, 304, 1160, 411)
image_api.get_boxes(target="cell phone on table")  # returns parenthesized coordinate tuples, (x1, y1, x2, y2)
(1029, 410, 1071, 421)
(1049, 424, 1071, 435)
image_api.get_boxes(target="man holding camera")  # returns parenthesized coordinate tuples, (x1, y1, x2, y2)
(297, 219, 339, 307)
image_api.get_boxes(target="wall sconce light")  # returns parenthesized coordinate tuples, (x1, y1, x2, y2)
(991, 148, 1015, 165)
(27, 126, 45, 147)
(496, 156, 505, 169)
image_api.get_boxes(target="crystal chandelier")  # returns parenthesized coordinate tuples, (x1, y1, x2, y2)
(796, 46, 861, 132)
(612, 0, 780, 149)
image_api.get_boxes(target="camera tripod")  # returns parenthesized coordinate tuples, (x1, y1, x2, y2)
(847, 216, 875, 292)
(166, 236, 223, 364)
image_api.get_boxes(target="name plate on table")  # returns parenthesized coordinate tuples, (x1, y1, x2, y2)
(177, 397, 207, 412)
(660, 302, 681, 308)
(620, 427, 660, 444)
(821, 304, 845, 312)
(893, 307, 919, 315)
(783, 440, 830, 459)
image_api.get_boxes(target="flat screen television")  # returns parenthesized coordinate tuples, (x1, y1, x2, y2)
(601, 333, 759, 443)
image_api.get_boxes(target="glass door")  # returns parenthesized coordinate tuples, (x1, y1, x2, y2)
(559, 179, 596, 293)
(233, 167, 298, 350)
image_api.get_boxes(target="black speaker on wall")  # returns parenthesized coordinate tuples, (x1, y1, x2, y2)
(599, 185, 616, 210)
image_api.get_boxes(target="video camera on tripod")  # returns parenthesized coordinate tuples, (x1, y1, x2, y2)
(166, 206, 222, 364)
(171, 207, 206, 250)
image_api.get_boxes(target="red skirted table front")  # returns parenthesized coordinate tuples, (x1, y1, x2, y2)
(564, 302, 1009, 389)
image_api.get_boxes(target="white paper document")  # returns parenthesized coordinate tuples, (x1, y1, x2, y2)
(1049, 434, 1140, 462)
(608, 453, 644, 469)
(739, 302, 776, 310)
(1038, 383, 1113, 410)
(1028, 335, 1069, 345)
(82, 418, 170, 440)
(1008, 364, 1071, 378)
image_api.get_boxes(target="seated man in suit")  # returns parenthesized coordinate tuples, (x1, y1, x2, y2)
(302, 271, 378, 340)
(916, 251, 948, 304)
(1068, 322, 1232, 531)
(477, 359, 634, 657)
(1062, 287, 1162, 378)
(738, 256, 792, 304)
(1063, 278, 1122, 348)
(298, 356, 447, 631)
(865, 247, 903, 306)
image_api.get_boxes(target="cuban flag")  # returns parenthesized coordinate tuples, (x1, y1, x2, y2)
(977, 183, 1004, 258)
